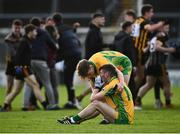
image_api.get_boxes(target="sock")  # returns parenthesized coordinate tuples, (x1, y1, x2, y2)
(71, 115, 81, 123)
(166, 99, 171, 105)
(41, 101, 48, 109)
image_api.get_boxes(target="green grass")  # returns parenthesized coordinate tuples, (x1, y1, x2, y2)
(0, 84, 180, 133)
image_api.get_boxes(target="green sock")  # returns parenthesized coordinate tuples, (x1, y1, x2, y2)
(72, 115, 81, 122)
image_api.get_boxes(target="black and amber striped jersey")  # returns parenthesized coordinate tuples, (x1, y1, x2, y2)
(131, 16, 151, 52)
(147, 33, 169, 66)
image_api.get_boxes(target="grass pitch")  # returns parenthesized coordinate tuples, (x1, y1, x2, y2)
(0, 85, 180, 133)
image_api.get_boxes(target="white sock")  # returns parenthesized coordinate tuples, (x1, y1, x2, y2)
(70, 117, 75, 123)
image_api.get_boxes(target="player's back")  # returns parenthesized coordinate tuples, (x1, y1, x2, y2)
(89, 51, 128, 73)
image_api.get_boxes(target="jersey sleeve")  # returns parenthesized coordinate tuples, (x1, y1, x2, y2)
(141, 19, 150, 28)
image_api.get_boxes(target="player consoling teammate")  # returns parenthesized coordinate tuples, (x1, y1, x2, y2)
(57, 64, 134, 124)
(1, 2, 179, 127)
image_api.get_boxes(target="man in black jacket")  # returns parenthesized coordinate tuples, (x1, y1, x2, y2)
(113, 21, 137, 102)
(52, 13, 82, 109)
(113, 21, 136, 66)
(85, 12, 105, 59)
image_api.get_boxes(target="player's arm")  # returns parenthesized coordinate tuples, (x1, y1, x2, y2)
(115, 68, 124, 90)
(109, 64, 124, 88)
(91, 82, 117, 102)
(90, 89, 105, 102)
(144, 21, 164, 32)
(90, 88, 101, 101)
(156, 40, 176, 53)
(142, 43, 150, 53)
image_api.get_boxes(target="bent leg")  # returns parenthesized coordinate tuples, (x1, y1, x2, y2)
(78, 102, 99, 120)
(137, 76, 156, 98)
(92, 100, 116, 123)
(25, 75, 45, 103)
(161, 74, 171, 105)
(4, 79, 24, 104)
(5, 75, 14, 96)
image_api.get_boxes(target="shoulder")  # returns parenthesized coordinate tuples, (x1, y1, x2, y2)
(4, 33, 17, 43)
(103, 78, 119, 90)
(102, 78, 119, 96)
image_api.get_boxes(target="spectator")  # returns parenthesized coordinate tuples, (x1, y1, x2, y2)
(23, 17, 59, 110)
(85, 11, 105, 59)
(4, 19, 23, 99)
(0, 24, 48, 111)
(123, 9, 136, 22)
(52, 13, 82, 109)
(113, 21, 137, 102)
(45, 24, 59, 105)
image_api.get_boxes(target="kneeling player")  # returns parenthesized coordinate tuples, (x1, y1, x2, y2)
(57, 64, 134, 124)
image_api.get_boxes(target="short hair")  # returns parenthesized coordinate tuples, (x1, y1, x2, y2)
(30, 17, 41, 27)
(141, 4, 153, 15)
(77, 59, 90, 78)
(52, 12, 63, 24)
(99, 64, 117, 78)
(24, 24, 36, 35)
(12, 19, 23, 26)
(164, 20, 170, 26)
(125, 9, 136, 19)
(122, 21, 132, 31)
(92, 11, 104, 19)
(46, 16, 53, 22)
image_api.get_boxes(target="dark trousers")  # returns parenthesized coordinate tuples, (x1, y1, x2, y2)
(128, 71, 136, 103)
(64, 55, 81, 103)
(154, 79, 162, 100)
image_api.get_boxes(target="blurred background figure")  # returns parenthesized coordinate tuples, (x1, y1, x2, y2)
(52, 13, 82, 109)
(123, 9, 136, 22)
(23, 17, 59, 110)
(1, 24, 49, 111)
(44, 22, 60, 107)
(46, 17, 55, 26)
(112, 21, 137, 102)
(84, 11, 106, 59)
(4, 19, 23, 99)
(131, 4, 165, 105)
(135, 22, 176, 110)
